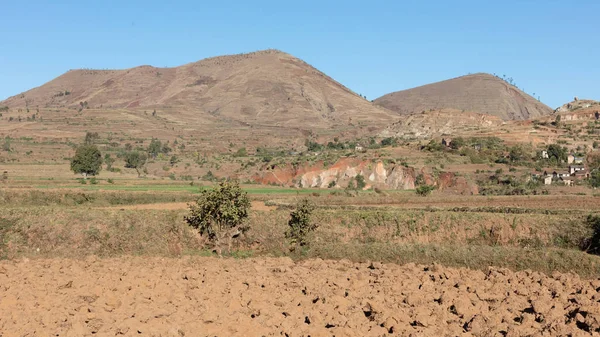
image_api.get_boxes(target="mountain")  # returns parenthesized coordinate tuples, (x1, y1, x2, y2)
(1, 50, 396, 130)
(374, 73, 553, 121)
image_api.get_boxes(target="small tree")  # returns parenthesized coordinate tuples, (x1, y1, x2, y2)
(70, 145, 103, 178)
(185, 181, 250, 253)
(104, 153, 114, 170)
(355, 174, 366, 190)
(124, 151, 147, 176)
(169, 155, 179, 166)
(285, 198, 317, 248)
(589, 170, 600, 188)
(147, 138, 162, 158)
(84, 131, 99, 145)
(415, 185, 435, 196)
(2, 137, 11, 152)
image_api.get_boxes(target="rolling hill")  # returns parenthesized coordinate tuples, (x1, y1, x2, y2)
(374, 73, 553, 121)
(1, 50, 396, 130)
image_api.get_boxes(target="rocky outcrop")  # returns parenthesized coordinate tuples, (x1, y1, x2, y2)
(252, 158, 477, 194)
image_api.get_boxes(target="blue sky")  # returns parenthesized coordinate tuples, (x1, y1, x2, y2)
(1, 0, 598, 108)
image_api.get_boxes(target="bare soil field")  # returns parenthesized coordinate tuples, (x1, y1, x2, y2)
(1, 257, 599, 336)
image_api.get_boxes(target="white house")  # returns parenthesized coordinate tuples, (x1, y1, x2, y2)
(541, 150, 549, 159)
(569, 165, 586, 175)
(543, 176, 553, 185)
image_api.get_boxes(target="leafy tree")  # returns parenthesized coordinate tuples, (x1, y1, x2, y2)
(169, 155, 179, 166)
(84, 131, 99, 145)
(380, 137, 397, 147)
(547, 144, 567, 163)
(124, 151, 147, 176)
(2, 137, 11, 152)
(285, 198, 317, 248)
(593, 141, 599, 149)
(185, 180, 251, 249)
(147, 138, 162, 158)
(553, 115, 562, 127)
(415, 174, 426, 186)
(104, 153, 114, 170)
(589, 170, 600, 188)
(449, 137, 465, 150)
(509, 145, 528, 163)
(415, 185, 435, 196)
(70, 145, 103, 178)
(584, 215, 600, 255)
(355, 174, 366, 190)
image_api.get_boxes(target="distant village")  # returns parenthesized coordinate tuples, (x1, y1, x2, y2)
(534, 152, 589, 186)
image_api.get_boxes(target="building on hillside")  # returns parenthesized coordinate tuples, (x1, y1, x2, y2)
(441, 138, 452, 147)
(541, 150, 549, 159)
(560, 176, 576, 186)
(567, 154, 584, 164)
(574, 170, 590, 180)
(543, 175, 553, 185)
(355, 144, 364, 152)
(569, 165, 586, 175)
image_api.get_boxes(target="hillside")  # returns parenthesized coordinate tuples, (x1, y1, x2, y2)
(374, 73, 553, 121)
(0, 49, 396, 131)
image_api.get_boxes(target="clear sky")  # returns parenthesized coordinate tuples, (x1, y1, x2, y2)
(1, 0, 598, 108)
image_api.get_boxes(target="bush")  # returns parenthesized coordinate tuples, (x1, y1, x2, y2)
(355, 174, 366, 190)
(584, 215, 600, 255)
(285, 198, 317, 248)
(415, 185, 435, 196)
(107, 178, 114, 184)
(185, 181, 250, 251)
(90, 177, 98, 185)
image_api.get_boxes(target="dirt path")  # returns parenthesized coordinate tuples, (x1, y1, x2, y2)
(103, 201, 275, 211)
(1, 257, 599, 336)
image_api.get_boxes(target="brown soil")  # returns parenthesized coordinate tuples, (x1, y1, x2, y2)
(1, 257, 599, 336)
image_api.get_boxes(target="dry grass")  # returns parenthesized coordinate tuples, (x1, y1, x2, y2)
(1, 189, 599, 278)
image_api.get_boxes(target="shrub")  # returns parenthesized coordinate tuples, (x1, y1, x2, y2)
(584, 215, 600, 255)
(355, 174, 366, 190)
(90, 177, 98, 185)
(285, 198, 317, 248)
(415, 185, 435, 196)
(107, 178, 114, 184)
(327, 180, 336, 188)
(185, 181, 250, 249)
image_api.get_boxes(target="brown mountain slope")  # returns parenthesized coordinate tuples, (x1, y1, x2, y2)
(1, 50, 396, 130)
(374, 73, 553, 121)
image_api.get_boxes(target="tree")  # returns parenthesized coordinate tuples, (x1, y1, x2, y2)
(84, 131, 99, 145)
(70, 145, 103, 178)
(147, 138, 162, 158)
(355, 174, 366, 190)
(104, 153, 114, 170)
(589, 170, 600, 188)
(285, 198, 317, 248)
(509, 145, 527, 163)
(2, 137, 11, 152)
(449, 137, 465, 150)
(553, 115, 562, 127)
(416, 185, 435, 196)
(124, 151, 147, 176)
(185, 180, 251, 253)
(169, 155, 179, 166)
(593, 141, 599, 149)
(547, 144, 567, 163)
